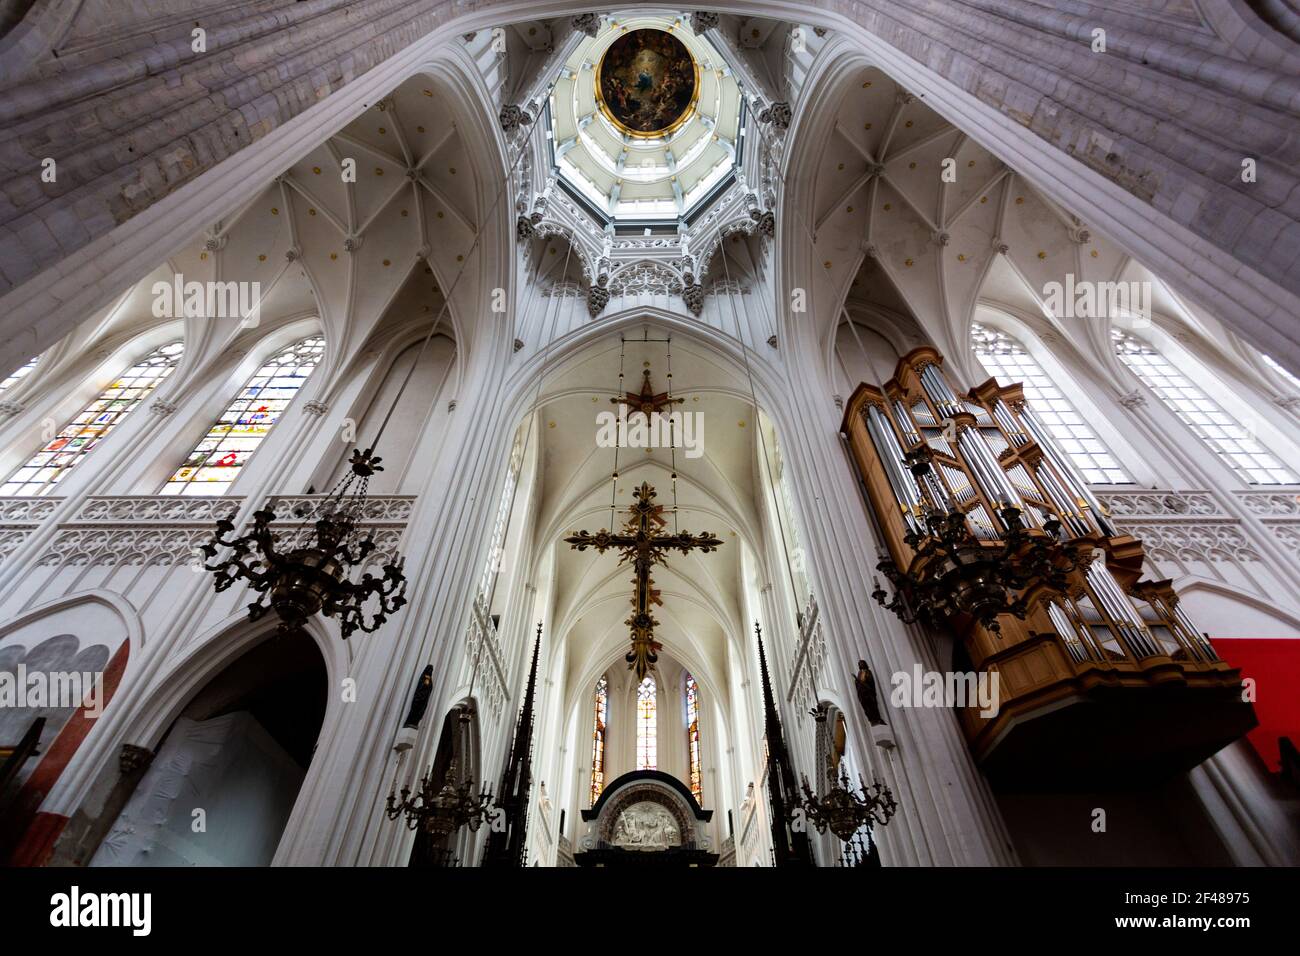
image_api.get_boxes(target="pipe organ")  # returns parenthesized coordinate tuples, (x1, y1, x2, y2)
(842, 348, 1255, 786)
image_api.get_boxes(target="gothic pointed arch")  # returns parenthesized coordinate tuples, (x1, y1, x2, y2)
(86, 625, 328, 867)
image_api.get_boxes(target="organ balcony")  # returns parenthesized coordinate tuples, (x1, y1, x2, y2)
(841, 348, 1255, 787)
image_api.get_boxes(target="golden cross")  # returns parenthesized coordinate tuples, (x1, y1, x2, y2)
(565, 482, 722, 680)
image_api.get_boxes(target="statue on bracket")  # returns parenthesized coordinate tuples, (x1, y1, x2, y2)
(854, 659, 886, 726)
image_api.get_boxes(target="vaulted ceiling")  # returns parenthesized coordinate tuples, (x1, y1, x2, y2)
(806, 63, 1137, 383)
(32, 75, 492, 406)
(525, 330, 763, 701)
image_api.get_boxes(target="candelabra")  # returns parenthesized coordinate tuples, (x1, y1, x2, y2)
(871, 449, 1084, 633)
(798, 763, 898, 843)
(203, 447, 407, 639)
(385, 760, 495, 838)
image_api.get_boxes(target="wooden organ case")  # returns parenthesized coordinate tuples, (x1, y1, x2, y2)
(841, 348, 1255, 787)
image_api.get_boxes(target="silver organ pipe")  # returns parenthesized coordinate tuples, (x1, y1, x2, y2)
(863, 404, 924, 534)
(939, 463, 978, 505)
(920, 468, 957, 512)
(1047, 600, 1091, 662)
(1019, 407, 1116, 536)
(963, 400, 995, 425)
(918, 363, 964, 419)
(991, 399, 1029, 446)
(893, 402, 922, 444)
(1033, 461, 1093, 537)
(899, 399, 931, 433)
(1173, 603, 1218, 662)
(1085, 562, 1158, 658)
(955, 426, 1029, 525)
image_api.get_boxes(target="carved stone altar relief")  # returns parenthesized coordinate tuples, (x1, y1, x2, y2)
(609, 801, 682, 850)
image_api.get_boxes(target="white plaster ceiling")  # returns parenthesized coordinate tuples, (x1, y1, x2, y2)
(810, 64, 1140, 384)
(526, 330, 761, 695)
(73, 75, 476, 404)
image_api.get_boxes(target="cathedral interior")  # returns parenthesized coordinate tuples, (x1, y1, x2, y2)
(0, 2, 1297, 871)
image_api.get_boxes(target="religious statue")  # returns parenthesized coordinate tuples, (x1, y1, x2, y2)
(854, 659, 886, 726)
(402, 665, 434, 730)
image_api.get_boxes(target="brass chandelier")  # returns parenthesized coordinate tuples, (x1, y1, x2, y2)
(385, 759, 494, 838)
(871, 447, 1082, 634)
(203, 447, 407, 639)
(798, 762, 898, 843)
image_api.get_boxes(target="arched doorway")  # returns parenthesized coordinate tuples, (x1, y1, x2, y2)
(89, 629, 327, 866)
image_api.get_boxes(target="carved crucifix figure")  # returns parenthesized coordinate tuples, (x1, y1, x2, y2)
(565, 482, 722, 680)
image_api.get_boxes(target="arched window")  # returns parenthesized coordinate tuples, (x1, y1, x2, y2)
(161, 336, 324, 495)
(636, 675, 657, 771)
(590, 675, 608, 806)
(685, 673, 702, 802)
(1, 357, 38, 393)
(971, 323, 1129, 484)
(1113, 328, 1296, 485)
(1, 342, 183, 497)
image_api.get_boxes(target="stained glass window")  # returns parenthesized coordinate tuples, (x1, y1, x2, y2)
(590, 675, 608, 806)
(636, 675, 657, 771)
(972, 323, 1129, 484)
(685, 673, 702, 802)
(1, 342, 184, 497)
(1, 357, 38, 393)
(161, 336, 324, 495)
(1113, 329, 1296, 485)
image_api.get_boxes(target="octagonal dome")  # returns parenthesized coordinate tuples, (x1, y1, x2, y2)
(549, 13, 744, 221)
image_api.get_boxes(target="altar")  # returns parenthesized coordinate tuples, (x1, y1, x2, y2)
(573, 770, 718, 867)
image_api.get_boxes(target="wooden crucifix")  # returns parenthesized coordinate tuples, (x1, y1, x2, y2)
(565, 481, 723, 680)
